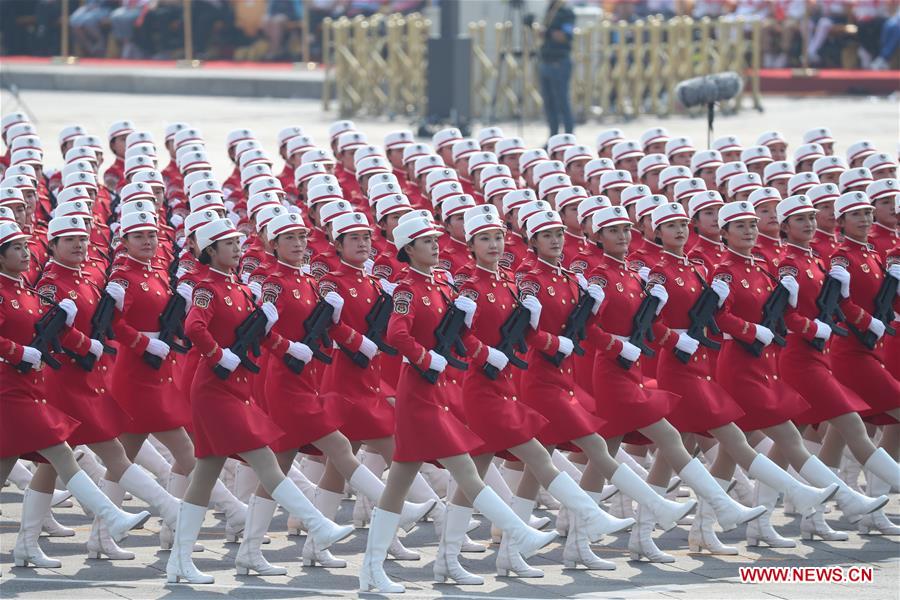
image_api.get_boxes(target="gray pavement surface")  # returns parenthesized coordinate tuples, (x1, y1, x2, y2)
(1, 486, 898, 600)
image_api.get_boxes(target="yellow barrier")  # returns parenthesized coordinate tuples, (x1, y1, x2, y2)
(321, 13, 430, 118)
(323, 13, 762, 120)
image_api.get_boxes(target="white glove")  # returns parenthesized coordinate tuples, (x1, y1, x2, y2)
(88, 339, 104, 359)
(224, 200, 236, 212)
(575, 272, 589, 291)
(175, 235, 186, 250)
(217, 348, 241, 372)
(170, 214, 184, 228)
(428, 350, 448, 373)
(813, 318, 832, 341)
(780, 275, 799, 308)
(619, 340, 641, 363)
(145, 338, 171, 359)
(380, 278, 398, 296)
(261, 301, 279, 333)
(176, 282, 193, 303)
(754, 324, 774, 346)
(105, 282, 126, 311)
(58, 298, 77, 327)
(649, 284, 668, 314)
(21, 345, 42, 369)
(287, 341, 313, 364)
(486, 346, 509, 372)
(557, 336, 575, 357)
(109, 222, 120, 235)
(358, 335, 378, 359)
(240, 271, 251, 284)
(586, 284, 605, 315)
(638, 266, 651, 282)
(522, 295, 542, 330)
(710, 279, 730, 307)
(364, 259, 374, 275)
(324, 291, 344, 323)
(301, 264, 311, 275)
(248, 281, 262, 302)
(888, 264, 900, 282)
(175, 266, 188, 280)
(454, 296, 477, 328)
(867, 317, 886, 339)
(675, 332, 700, 356)
(829, 265, 850, 298)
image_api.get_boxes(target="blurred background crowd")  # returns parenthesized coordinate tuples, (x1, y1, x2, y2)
(1, 0, 898, 70)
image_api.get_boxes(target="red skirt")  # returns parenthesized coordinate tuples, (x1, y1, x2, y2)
(189, 359, 285, 458)
(655, 346, 745, 433)
(319, 352, 395, 442)
(520, 357, 606, 446)
(592, 354, 679, 444)
(779, 335, 870, 425)
(1, 365, 80, 459)
(461, 366, 548, 457)
(264, 358, 343, 453)
(111, 343, 191, 434)
(45, 355, 130, 446)
(831, 336, 900, 425)
(716, 341, 810, 431)
(392, 363, 483, 463)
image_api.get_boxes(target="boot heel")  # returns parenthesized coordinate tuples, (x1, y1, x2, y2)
(13, 558, 26, 567)
(746, 536, 760, 547)
(302, 558, 315, 567)
(628, 551, 640, 561)
(434, 574, 447, 583)
(563, 560, 577, 568)
(688, 542, 701, 553)
(497, 568, 511, 577)
(235, 566, 249, 575)
(225, 533, 239, 543)
(166, 574, 179, 583)
(87, 551, 101, 559)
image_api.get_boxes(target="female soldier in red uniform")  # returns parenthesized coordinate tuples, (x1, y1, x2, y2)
(436, 205, 654, 582)
(711, 201, 886, 550)
(359, 215, 558, 594)
(166, 217, 353, 585)
(238, 211, 432, 574)
(586, 205, 764, 564)
(646, 201, 839, 541)
(103, 211, 199, 526)
(775, 194, 900, 540)
(28, 212, 180, 560)
(0, 221, 150, 569)
(826, 192, 900, 534)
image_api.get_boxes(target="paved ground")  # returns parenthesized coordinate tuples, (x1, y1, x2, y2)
(1, 90, 898, 181)
(1, 485, 898, 600)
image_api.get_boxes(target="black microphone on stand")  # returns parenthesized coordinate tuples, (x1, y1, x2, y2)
(675, 72, 743, 148)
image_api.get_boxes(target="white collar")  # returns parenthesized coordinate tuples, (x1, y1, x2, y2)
(537, 257, 563, 275)
(662, 249, 689, 265)
(339, 259, 366, 275)
(757, 232, 782, 244)
(786, 241, 814, 256)
(475, 263, 500, 278)
(410, 266, 435, 283)
(50, 258, 83, 273)
(0, 271, 22, 284)
(726, 246, 756, 265)
(277, 259, 304, 273)
(698, 234, 723, 249)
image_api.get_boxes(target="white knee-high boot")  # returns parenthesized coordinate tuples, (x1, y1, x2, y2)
(433, 504, 484, 584)
(359, 508, 405, 593)
(746, 481, 796, 548)
(301, 487, 348, 568)
(13, 489, 61, 568)
(87, 479, 136, 560)
(166, 502, 214, 584)
(235, 495, 288, 575)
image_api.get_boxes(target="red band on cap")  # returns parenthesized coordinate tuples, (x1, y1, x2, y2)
(467, 222, 503, 237)
(50, 226, 88, 238)
(693, 159, 723, 172)
(782, 204, 816, 217)
(838, 201, 871, 215)
(594, 216, 630, 229)
(723, 211, 756, 223)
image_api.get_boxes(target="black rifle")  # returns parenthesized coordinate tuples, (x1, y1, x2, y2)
(65, 292, 118, 371)
(483, 301, 530, 380)
(15, 304, 67, 373)
(737, 283, 789, 357)
(674, 286, 722, 363)
(617, 295, 660, 370)
(810, 276, 849, 352)
(213, 308, 268, 380)
(146, 257, 194, 368)
(849, 273, 898, 350)
(413, 302, 469, 384)
(144, 294, 192, 369)
(543, 291, 594, 367)
(284, 299, 335, 375)
(340, 291, 397, 368)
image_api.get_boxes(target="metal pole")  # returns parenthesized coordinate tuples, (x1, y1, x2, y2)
(302, 0, 311, 66)
(801, 1, 809, 70)
(52, 0, 77, 64)
(184, 0, 194, 61)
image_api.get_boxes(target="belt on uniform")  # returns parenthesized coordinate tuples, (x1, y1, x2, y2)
(140, 331, 161, 339)
(613, 334, 629, 344)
